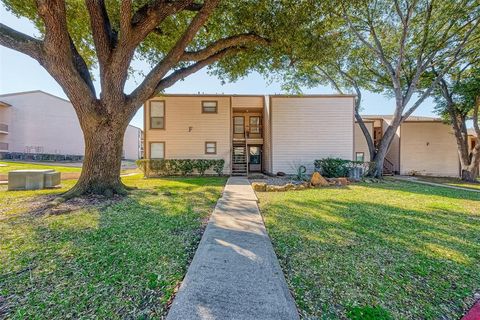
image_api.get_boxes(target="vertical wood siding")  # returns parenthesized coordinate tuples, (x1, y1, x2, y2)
(271, 97, 355, 174)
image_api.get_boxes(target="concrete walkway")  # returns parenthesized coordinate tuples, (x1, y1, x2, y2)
(393, 176, 480, 193)
(166, 177, 299, 320)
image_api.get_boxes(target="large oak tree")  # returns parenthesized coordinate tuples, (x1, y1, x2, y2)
(0, 0, 278, 197)
(435, 67, 480, 181)
(278, 0, 480, 177)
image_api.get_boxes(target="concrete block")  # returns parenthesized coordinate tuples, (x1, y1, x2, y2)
(44, 171, 61, 188)
(8, 169, 54, 191)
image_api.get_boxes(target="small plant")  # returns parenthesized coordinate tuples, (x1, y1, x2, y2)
(296, 165, 307, 181)
(178, 159, 195, 175)
(212, 159, 225, 176)
(314, 158, 350, 178)
(194, 159, 211, 176)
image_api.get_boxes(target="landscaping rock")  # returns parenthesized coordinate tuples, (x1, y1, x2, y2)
(266, 185, 287, 192)
(276, 171, 286, 176)
(310, 172, 329, 187)
(338, 177, 349, 186)
(252, 182, 267, 192)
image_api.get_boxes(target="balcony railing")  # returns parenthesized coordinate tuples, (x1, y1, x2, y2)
(0, 142, 8, 151)
(0, 123, 8, 133)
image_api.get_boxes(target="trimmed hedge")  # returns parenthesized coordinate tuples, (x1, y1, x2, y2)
(136, 159, 225, 177)
(314, 157, 375, 178)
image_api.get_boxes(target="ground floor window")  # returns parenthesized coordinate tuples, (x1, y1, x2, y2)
(205, 142, 217, 154)
(355, 152, 365, 162)
(150, 142, 165, 159)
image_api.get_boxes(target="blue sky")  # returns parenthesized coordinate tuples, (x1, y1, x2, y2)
(0, 4, 437, 129)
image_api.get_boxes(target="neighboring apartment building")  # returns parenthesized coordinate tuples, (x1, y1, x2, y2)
(0, 90, 142, 160)
(355, 115, 463, 177)
(143, 94, 356, 175)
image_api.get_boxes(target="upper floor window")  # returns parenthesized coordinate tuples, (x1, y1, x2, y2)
(202, 101, 218, 113)
(249, 116, 261, 134)
(234, 116, 244, 134)
(150, 101, 165, 129)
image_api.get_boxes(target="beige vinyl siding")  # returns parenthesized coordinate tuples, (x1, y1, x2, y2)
(231, 96, 264, 109)
(354, 122, 374, 162)
(145, 96, 231, 174)
(400, 122, 459, 177)
(271, 96, 355, 174)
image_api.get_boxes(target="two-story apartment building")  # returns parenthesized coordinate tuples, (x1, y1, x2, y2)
(354, 115, 479, 177)
(143, 94, 356, 175)
(144, 94, 479, 178)
(0, 90, 143, 160)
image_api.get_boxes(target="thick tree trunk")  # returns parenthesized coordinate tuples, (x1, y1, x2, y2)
(369, 120, 400, 178)
(63, 115, 129, 198)
(461, 167, 478, 182)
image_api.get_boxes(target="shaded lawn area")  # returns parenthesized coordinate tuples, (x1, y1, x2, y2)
(413, 175, 480, 191)
(0, 161, 82, 174)
(0, 174, 226, 319)
(257, 180, 480, 319)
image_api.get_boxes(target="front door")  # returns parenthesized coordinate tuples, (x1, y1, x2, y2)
(249, 145, 261, 172)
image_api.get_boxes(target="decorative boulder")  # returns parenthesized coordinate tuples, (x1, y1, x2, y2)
(310, 172, 329, 187)
(276, 172, 286, 176)
(337, 177, 349, 186)
(252, 182, 267, 192)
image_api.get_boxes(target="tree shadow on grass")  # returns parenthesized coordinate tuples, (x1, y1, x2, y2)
(0, 181, 223, 319)
(366, 179, 480, 201)
(262, 195, 480, 319)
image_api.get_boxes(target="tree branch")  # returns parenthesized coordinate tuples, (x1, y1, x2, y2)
(156, 47, 241, 93)
(36, 0, 97, 109)
(402, 18, 480, 120)
(127, 0, 221, 106)
(0, 23, 43, 61)
(180, 34, 268, 61)
(85, 0, 116, 66)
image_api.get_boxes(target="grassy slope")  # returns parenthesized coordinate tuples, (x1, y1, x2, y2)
(257, 180, 480, 319)
(0, 175, 226, 319)
(0, 161, 82, 174)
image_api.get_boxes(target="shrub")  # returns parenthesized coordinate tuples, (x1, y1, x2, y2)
(136, 159, 223, 177)
(314, 158, 351, 178)
(177, 159, 195, 175)
(194, 159, 212, 176)
(314, 158, 376, 178)
(212, 159, 225, 176)
(136, 159, 148, 175)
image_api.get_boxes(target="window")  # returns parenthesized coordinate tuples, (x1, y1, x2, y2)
(150, 101, 165, 129)
(150, 142, 165, 159)
(234, 116, 244, 134)
(355, 152, 365, 162)
(249, 116, 260, 134)
(205, 142, 217, 154)
(202, 101, 217, 113)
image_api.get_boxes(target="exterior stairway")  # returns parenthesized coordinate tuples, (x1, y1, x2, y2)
(383, 157, 395, 176)
(232, 143, 248, 176)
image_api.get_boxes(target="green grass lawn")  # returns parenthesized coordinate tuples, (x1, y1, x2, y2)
(257, 181, 480, 319)
(0, 161, 82, 174)
(413, 175, 480, 191)
(0, 174, 226, 319)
